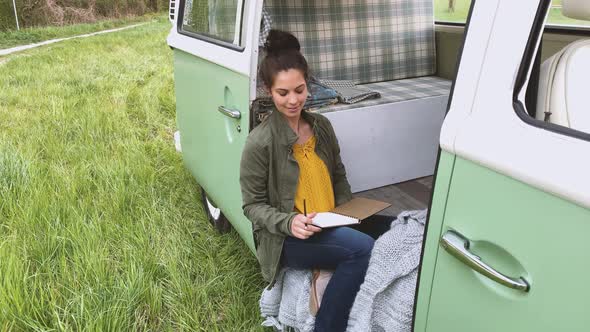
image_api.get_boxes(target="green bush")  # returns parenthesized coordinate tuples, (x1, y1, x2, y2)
(0, 0, 169, 31)
(0, 1, 16, 31)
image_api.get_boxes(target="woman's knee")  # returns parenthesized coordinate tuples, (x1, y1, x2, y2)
(333, 227, 375, 258)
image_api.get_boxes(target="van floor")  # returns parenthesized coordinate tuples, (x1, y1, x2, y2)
(353, 176, 433, 217)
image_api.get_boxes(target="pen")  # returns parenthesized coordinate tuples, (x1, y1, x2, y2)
(303, 199, 308, 229)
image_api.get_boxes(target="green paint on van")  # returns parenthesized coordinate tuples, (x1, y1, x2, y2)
(173, 49, 255, 252)
(413, 150, 455, 331)
(415, 153, 590, 331)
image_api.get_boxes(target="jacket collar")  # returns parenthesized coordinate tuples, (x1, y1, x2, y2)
(269, 109, 318, 147)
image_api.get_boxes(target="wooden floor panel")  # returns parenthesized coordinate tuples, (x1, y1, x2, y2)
(353, 176, 433, 217)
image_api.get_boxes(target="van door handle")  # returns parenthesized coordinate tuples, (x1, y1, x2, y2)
(218, 106, 241, 119)
(440, 230, 530, 292)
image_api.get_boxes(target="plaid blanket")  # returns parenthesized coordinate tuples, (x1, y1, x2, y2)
(256, 78, 340, 108)
(317, 76, 452, 113)
(259, 8, 272, 47)
(253, 76, 451, 120)
(263, 0, 436, 84)
(320, 79, 381, 105)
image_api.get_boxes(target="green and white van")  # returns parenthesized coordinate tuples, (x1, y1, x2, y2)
(167, 0, 590, 329)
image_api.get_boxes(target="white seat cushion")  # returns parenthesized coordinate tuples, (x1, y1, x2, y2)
(563, 0, 590, 21)
(536, 39, 590, 132)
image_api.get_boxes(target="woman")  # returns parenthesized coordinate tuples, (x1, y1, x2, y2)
(240, 30, 392, 332)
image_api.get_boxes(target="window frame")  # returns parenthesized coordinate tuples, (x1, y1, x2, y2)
(435, 20, 590, 36)
(513, 0, 590, 142)
(176, 0, 247, 52)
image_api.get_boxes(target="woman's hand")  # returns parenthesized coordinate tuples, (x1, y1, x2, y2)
(291, 212, 322, 239)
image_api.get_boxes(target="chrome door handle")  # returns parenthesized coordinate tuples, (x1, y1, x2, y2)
(218, 106, 241, 119)
(440, 230, 530, 292)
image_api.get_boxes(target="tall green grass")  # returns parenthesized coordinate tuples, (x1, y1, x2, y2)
(0, 14, 157, 50)
(0, 16, 265, 330)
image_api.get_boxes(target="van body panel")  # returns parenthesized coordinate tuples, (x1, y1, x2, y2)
(413, 150, 455, 331)
(448, 0, 590, 209)
(438, 0, 498, 153)
(173, 49, 255, 251)
(419, 0, 590, 328)
(422, 156, 590, 331)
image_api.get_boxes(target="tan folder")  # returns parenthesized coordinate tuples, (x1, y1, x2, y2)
(331, 197, 391, 221)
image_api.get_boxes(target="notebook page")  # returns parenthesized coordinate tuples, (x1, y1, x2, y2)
(311, 212, 359, 228)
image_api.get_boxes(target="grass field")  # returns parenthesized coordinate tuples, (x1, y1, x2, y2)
(0, 15, 266, 331)
(434, 0, 590, 26)
(0, 14, 158, 50)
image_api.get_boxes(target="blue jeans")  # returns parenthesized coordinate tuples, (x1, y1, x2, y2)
(281, 214, 394, 332)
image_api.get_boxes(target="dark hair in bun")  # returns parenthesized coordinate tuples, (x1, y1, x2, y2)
(259, 30, 309, 88)
(264, 29, 301, 55)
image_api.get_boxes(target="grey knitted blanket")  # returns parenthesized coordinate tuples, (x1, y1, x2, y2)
(259, 210, 427, 332)
(259, 269, 315, 331)
(347, 209, 426, 332)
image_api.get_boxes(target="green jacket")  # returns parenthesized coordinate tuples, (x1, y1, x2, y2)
(239, 110, 352, 288)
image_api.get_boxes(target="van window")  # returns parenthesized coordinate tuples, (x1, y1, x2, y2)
(180, 0, 244, 46)
(434, 0, 472, 23)
(517, 1, 590, 139)
(546, 0, 590, 27)
(436, 0, 590, 27)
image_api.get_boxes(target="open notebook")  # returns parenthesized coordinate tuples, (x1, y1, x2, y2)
(311, 197, 391, 228)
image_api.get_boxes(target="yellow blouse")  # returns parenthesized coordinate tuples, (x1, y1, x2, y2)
(292, 136, 335, 214)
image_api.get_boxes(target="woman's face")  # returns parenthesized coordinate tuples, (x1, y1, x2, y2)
(269, 69, 308, 120)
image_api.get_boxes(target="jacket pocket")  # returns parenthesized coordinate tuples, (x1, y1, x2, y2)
(255, 230, 285, 282)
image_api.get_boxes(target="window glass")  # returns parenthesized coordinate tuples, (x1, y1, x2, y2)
(435, 0, 590, 27)
(546, 0, 590, 27)
(520, 3, 590, 137)
(434, 0, 472, 23)
(181, 0, 243, 45)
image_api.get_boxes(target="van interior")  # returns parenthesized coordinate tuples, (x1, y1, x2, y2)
(249, 0, 590, 218)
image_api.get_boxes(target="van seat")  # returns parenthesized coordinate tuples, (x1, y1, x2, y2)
(536, 39, 590, 132)
(263, 0, 436, 84)
(316, 76, 451, 113)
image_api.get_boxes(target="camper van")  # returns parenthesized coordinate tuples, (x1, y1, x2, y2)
(167, 0, 590, 329)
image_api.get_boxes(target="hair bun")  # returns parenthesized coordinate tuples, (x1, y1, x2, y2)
(264, 29, 301, 55)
